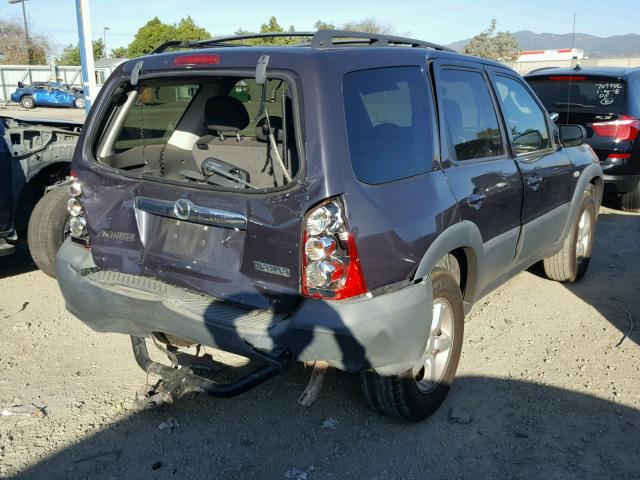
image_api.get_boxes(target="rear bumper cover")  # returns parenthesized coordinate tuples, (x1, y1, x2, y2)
(602, 174, 640, 193)
(56, 239, 432, 376)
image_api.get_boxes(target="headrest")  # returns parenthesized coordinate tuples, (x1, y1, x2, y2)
(205, 96, 250, 132)
(255, 116, 284, 143)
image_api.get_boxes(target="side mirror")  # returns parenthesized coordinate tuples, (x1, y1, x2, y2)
(559, 124, 586, 147)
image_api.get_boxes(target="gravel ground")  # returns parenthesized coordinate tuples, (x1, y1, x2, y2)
(0, 205, 639, 480)
(0, 105, 85, 123)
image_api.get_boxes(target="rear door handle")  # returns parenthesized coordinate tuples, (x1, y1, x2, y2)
(527, 175, 543, 190)
(467, 190, 486, 209)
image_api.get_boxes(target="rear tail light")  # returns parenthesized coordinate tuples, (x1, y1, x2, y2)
(607, 153, 631, 160)
(67, 175, 90, 244)
(592, 115, 640, 142)
(302, 198, 368, 300)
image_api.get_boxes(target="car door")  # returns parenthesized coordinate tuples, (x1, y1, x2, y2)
(0, 121, 13, 232)
(33, 88, 49, 106)
(486, 68, 573, 265)
(432, 60, 524, 294)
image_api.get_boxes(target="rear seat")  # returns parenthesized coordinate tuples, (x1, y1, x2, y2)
(192, 96, 284, 188)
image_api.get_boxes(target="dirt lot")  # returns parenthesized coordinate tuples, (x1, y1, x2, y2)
(0, 205, 639, 480)
(0, 104, 85, 123)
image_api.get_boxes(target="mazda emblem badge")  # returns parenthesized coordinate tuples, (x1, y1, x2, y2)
(173, 199, 192, 220)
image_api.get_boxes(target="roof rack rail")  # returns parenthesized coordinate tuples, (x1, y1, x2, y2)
(151, 33, 316, 54)
(310, 30, 455, 51)
(151, 30, 454, 54)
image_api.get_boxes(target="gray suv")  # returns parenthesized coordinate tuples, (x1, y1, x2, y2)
(55, 30, 603, 422)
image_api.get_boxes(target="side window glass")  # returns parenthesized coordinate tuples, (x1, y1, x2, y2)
(440, 69, 504, 162)
(343, 67, 434, 184)
(494, 76, 551, 155)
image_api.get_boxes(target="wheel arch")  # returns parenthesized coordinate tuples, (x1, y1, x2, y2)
(559, 163, 604, 241)
(413, 221, 485, 304)
(14, 161, 70, 229)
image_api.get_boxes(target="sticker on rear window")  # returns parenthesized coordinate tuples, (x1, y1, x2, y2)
(596, 83, 623, 106)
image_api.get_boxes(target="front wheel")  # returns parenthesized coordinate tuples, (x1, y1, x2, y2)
(543, 185, 597, 283)
(360, 268, 464, 422)
(27, 186, 71, 278)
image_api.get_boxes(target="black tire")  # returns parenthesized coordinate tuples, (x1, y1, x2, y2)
(543, 185, 597, 283)
(20, 95, 35, 109)
(74, 97, 85, 109)
(359, 268, 465, 422)
(620, 181, 640, 212)
(27, 186, 70, 278)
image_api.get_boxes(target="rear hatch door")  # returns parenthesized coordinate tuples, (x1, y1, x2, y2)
(527, 74, 627, 158)
(80, 67, 308, 311)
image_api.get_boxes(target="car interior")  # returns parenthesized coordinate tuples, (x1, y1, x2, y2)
(95, 76, 300, 191)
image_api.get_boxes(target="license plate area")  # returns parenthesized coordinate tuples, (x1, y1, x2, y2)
(141, 215, 243, 272)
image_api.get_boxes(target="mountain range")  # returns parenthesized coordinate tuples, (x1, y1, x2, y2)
(446, 30, 640, 58)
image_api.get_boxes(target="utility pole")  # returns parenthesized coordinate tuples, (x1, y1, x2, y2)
(8, 0, 31, 64)
(75, 0, 96, 112)
(103, 26, 109, 59)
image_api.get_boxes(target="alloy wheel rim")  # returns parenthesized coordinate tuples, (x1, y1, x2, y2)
(413, 297, 454, 393)
(576, 210, 592, 260)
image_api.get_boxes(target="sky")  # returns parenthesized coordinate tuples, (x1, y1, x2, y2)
(1, 0, 638, 55)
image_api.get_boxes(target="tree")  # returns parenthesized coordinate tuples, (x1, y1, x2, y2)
(0, 19, 50, 64)
(462, 19, 519, 61)
(110, 46, 128, 58)
(314, 20, 335, 30)
(126, 17, 177, 58)
(233, 16, 298, 45)
(342, 18, 396, 35)
(174, 16, 211, 41)
(56, 39, 104, 66)
(125, 16, 210, 58)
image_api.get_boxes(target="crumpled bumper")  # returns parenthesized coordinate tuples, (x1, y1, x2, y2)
(56, 239, 432, 376)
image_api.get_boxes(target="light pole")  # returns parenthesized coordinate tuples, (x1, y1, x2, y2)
(75, 0, 96, 112)
(103, 26, 109, 59)
(7, 0, 31, 64)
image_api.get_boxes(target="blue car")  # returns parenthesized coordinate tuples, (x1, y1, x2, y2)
(11, 82, 85, 109)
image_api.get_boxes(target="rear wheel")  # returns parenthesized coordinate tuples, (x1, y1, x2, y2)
(27, 186, 71, 278)
(74, 97, 85, 109)
(543, 185, 596, 283)
(360, 268, 464, 422)
(620, 181, 640, 212)
(20, 95, 35, 109)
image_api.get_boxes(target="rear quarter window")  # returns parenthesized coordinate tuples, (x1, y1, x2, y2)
(343, 67, 433, 184)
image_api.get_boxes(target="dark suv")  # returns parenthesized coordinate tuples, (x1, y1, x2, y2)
(526, 67, 640, 211)
(55, 30, 603, 422)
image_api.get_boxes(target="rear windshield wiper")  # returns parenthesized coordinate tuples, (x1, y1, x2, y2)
(554, 101, 595, 109)
(180, 165, 257, 190)
(205, 164, 257, 190)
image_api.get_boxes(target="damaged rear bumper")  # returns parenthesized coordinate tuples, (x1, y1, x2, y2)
(56, 239, 432, 376)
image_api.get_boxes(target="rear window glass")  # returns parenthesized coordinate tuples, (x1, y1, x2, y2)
(343, 67, 433, 184)
(528, 77, 626, 114)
